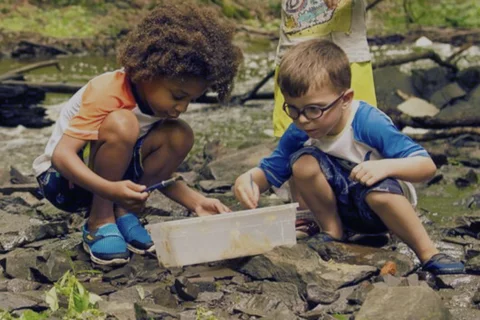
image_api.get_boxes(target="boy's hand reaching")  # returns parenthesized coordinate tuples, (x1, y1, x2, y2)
(234, 173, 260, 209)
(108, 180, 149, 213)
(350, 160, 391, 187)
(194, 198, 231, 216)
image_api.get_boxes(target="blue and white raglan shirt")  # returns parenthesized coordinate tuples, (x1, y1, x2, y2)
(259, 101, 430, 206)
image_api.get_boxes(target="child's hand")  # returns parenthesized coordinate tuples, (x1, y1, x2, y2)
(234, 173, 260, 209)
(349, 160, 392, 187)
(108, 180, 149, 213)
(324, 0, 341, 10)
(194, 198, 231, 216)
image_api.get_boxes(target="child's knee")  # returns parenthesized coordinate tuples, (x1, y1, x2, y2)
(365, 191, 397, 210)
(291, 154, 323, 181)
(99, 109, 139, 145)
(155, 119, 194, 155)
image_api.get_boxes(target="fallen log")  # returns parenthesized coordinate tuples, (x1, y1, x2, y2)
(373, 50, 458, 72)
(0, 60, 61, 82)
(407, 127, 480, 141)
(1, 80, 82, 94)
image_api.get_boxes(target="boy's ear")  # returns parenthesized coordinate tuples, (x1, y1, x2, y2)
(342, 88, 354, 107)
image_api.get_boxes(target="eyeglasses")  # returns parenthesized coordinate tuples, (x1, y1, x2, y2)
(282, 91, 346, 120)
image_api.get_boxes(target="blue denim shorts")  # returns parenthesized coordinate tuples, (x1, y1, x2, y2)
(36, 135, 146, 214)
(290, 146, 404, 234)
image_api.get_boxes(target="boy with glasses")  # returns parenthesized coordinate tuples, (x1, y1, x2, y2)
(233, 39, 464, 275)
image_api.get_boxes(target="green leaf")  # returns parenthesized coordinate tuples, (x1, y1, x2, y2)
(45, 287, 59, 312)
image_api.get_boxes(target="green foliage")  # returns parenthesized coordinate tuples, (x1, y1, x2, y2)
(0, 6, 98, 38)
(196, 307, 219, 320)
(0, 271, 105, 320)
(405, 0, 480, 28)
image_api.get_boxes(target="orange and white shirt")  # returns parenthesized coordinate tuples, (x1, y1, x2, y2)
(33, 70, 164, 177)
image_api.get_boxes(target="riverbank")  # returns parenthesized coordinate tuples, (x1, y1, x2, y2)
(0, 0, 479, 57)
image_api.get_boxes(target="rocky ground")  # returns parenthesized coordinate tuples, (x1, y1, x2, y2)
(0, 92, 479, 319)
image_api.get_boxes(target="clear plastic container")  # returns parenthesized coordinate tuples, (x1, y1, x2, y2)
(147, 203, 298, 267)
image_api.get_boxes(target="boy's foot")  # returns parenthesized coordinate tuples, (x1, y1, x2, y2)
(296, 218, 320, 239)
(82, 223, 130, 265)
(116, 213, 155, 255)
(313, 231, 343, 243)
(422, 253, 465, 275)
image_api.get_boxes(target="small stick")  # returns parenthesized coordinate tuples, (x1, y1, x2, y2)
(145, 176, 183, 193)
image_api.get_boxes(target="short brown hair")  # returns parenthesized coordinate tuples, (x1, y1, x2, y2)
(117, 1, 242, 101)
(277, 39, 351, 97)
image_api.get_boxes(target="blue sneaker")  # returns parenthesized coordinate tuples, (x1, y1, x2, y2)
(82, 223, 130, 265)
(422, 253, 465, 275)
(116, 213, 155, 255)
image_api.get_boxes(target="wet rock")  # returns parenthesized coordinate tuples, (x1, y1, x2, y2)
(233, 294, 297, 318)
(37, 250, 74, 282)
(374, 67, 418, 115)
(356, 286, 451, 320)
(152, 287, 178, 308)
(139, 302, 179, 319)
(306, 282, 339, 305)
(436, 274, 477, 289)
(6, 279, 41, 293)
(435, 100, 480, 127)
(472, 288, 480, 306)
(0, 196, 35, 215)
(397, 98, 439, 117)
(189, 276, 216, 292)
(0, 292, 40, 310)
(196, 291, 224, 302)
(260, 281, 307, 314)
(238, 244, 376, 295)
(301, 311, 337, 320)
(144, 191, 189, 219)
(83, 281, 117, 296)
(34, 199, 69, 221)
(10, 192, 41, 207)
(465, 255, 480, 274)
(307, 239, 414, 275)
(108, 285, 145, 304)
(103, 265, 134, 282)
(411, 67, 454, 99)
(174, 276, 199, 301)
(207, 143, 276, 183)
(429, 82, 466, 109)
(4, 248, 40, 280)
(457, 67, 480, 91)
(466, 194, 480, 209)
(98, 300, 147, 320)
(455, 169, 478, 188)
(378, 274, 402, 287)
(203, 140, 225, 163)
(198, 180, 232, 193)
(310, 285, 359, 314)
(346, 281, 372, 305)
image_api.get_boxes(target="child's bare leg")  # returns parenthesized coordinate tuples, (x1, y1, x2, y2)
(288, 179, 308, 210)
(291, 154, 343, 239)
(366, 192, 439, 263)
(88, 110, 139, 230)
(115, 119, 193, 216)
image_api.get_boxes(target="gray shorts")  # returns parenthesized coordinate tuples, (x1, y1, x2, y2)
(290, 147, 404, 234)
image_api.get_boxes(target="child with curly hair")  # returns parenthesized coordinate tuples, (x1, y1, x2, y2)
(33, 1, 242, 266)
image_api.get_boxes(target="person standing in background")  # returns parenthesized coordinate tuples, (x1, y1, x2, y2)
(272, 0, 377, 237)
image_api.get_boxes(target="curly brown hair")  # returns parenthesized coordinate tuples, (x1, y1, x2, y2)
(117, 1, 243, 101)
